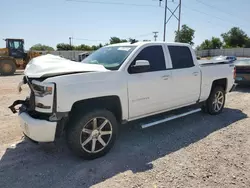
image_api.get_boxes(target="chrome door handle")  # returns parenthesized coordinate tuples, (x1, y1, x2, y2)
(192, 72, 199, 76)
(161, 75, 170, 80)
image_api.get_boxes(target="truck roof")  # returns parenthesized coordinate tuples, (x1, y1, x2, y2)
(108, 41, 191, 47)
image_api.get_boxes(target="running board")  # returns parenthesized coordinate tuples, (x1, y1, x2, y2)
(141, 108, 201, 129)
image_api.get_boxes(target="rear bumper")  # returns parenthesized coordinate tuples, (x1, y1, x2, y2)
(19, 112, 57, 142)
(235, 73, 250, 85)
(235, 80, 250, 85)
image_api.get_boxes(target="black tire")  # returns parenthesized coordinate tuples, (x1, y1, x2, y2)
(202, 86, 225, 115)
(66, 109, 118, 160)
(0, 59, 16, 76)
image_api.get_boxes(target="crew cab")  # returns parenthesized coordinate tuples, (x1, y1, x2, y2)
(9, 42, 235, 159)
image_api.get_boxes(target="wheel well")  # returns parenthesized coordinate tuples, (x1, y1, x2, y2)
(70, 96, 123, 123)
(211, 78, 227, 91)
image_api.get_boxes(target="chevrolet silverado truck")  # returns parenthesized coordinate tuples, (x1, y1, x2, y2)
(9, 42, 236, 160)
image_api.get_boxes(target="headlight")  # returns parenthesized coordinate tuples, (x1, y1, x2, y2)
(31, 81, 54, 97)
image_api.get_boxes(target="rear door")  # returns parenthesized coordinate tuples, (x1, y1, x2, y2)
(127, 45, 174, 119)
(168, 45, 201, 106)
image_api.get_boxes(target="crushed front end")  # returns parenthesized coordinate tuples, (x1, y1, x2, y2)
(9, 76, 67, 143)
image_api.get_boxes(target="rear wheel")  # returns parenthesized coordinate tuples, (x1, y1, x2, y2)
(66, 109, 118, 160)
(202, 86, 225, 115)
(0, 59, 16, 76)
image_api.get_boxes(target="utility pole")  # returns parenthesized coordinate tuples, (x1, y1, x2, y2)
(163, 0, 167, 41)
(153, 31, 159, 41)
(177, 0, 182, 42)
(158, 0, 182, 42)
(69, 37, 72, 46)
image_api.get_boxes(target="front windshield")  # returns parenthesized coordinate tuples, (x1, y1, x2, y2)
(82, 46, 136, 70)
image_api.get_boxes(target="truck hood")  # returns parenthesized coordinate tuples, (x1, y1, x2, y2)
(24, 54, 109, 78)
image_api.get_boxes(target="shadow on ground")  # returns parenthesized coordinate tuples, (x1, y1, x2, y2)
(234, 85, 250, 93)
(0, 108, 247, 188)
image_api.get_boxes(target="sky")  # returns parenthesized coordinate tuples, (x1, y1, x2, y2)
(1, 0, 250, 49)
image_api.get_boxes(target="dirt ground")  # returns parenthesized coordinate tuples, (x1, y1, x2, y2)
(0, 74, 250, 188)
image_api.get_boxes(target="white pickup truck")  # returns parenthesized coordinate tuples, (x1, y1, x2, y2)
(10, 42, 236, 159)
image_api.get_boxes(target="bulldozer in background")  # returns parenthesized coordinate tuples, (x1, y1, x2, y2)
(0, 38, 42, 76)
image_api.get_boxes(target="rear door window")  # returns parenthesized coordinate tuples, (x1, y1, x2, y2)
(168, 46, 194, 69)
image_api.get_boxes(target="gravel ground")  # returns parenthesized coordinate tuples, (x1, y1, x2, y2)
(0, 74, 250, 188)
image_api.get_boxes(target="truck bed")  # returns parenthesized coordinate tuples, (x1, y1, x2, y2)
(198, 59, 233, 66)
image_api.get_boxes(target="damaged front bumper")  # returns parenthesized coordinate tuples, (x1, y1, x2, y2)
(19, 111, 57, 142)
(9, 100, 67, 143)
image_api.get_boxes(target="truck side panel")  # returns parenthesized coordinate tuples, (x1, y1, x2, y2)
(45, 71, 129, 120)
(199, 64, 234, 101)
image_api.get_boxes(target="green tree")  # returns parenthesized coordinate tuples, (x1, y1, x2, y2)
(245, 38, 250, 48)
(56, 43, 74, 51)
(74, 44, 92, 51)
(30, 44, 54, 51)
(210, 37, 223, 49)
(198, 37, 223, 50)
(91, 45, 99, 51)
(74, 44, 103, 51)
(98, 43, 103, 48)
(221, 27, 249, 48)
(198, 39, 212, 50)
(175, 24, 195, 45)
(109, 37, 128, 44)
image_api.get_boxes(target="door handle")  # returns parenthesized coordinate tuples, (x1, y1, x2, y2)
(192, 72, 199, 76)
(161, 75, 170, 80)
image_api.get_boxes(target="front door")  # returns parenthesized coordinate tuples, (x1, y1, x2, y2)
(127, 45, 173, 119)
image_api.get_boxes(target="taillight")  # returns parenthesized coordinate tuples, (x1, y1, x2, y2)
(233, 67, 236, 79)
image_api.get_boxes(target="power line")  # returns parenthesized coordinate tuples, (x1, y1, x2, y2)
(134, 33, 154, 38)
(67, 0, 247, 42)
(66, 0, 159, 7)
(182, 4, 246, 29)
(195, 0, 232, 16)
(71, 32, 155, 43)
(195, 0, 248, 25)
(72, 37, 106, 42)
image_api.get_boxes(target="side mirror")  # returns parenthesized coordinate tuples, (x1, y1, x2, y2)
(130, 60, 150, 73)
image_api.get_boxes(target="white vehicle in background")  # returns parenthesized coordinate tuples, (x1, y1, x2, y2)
(10, 42, 236, 160)
(212, 55, 237, 63)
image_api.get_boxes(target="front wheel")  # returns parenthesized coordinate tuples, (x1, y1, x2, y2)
(66, 109, 118, 160)
(202, 86, 225, 115)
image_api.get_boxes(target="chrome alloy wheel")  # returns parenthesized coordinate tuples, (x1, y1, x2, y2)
(213, 91, 224, 112)
(80, 117, 113, 153)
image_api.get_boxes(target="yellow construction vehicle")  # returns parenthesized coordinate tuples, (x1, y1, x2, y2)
(0, 38, 42, 76)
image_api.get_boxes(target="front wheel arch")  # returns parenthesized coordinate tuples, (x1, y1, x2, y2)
(69, 96, 123, 123)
